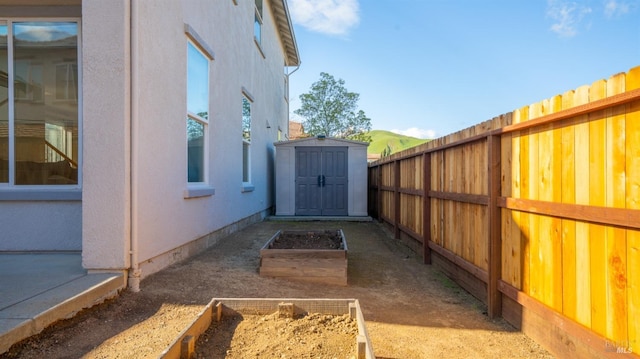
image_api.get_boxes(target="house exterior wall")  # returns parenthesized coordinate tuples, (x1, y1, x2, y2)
(81, 0, 293, 279)
(0, 4, 82, 251)
(0, 202, 81, 250)
(82, 0, 131, 270)
(274, 137, 369, 217)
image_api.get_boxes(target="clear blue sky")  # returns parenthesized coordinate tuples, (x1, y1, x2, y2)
(287, 0, 640, 139)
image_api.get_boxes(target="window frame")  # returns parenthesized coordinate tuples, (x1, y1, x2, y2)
(184, 25, 215, 199)
(0, 18, 82, 201)
(241, 88, 254, 192)
(254, 0, 263, 45)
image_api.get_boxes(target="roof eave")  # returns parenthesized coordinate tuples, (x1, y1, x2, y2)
(270, 0, 300, 66)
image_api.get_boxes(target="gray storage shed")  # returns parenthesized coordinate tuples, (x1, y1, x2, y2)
(274, 137, 369, 216)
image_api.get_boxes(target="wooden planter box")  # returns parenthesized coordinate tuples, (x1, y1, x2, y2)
(259, 229, 348, 286)
(159, 298, 375, 359)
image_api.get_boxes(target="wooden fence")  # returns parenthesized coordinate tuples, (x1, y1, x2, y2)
(368, 66, 640, 358)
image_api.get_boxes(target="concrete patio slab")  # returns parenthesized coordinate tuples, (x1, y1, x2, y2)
(0, 253, 126, 354)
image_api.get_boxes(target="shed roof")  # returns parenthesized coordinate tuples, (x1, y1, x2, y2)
(275, 136, 369, 147)
(271, 0, 300, 66)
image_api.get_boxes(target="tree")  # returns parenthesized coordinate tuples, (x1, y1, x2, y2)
(294, 72, 372, 142)
(381, 144, 393, 158)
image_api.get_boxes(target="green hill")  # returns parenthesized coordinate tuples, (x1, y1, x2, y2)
(367, 130, 429, 156)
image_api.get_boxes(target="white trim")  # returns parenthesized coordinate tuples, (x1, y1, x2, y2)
(241, 87, 254, 102)
(76, 18, 83, 189)
(186, 38, 211, 185)
(241, 93, 252, 186)
(254, 0, 263, 46)
(1, 18, 82, 191)
(183, 185, 215, 199)
(184, 23, 214, 60)
(0, 189, 81, 201)
(254, 37, 266, 59)
(242, 139, 252, 186)
(187, 110, 208, 125)
(241, 183, 255, 193)
(7, 21, 15, 186)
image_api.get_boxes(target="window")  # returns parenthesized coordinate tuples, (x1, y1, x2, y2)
(1, 23, 7, 183)
(186, 41, 209, 183)
(242, 95, 251, 185)
(1, 21, 80, 186)
(254, 0, 263, 45)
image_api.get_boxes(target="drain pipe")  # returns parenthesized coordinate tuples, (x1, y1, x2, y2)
(128, 0, 141, 292)
(285, 64, 300, 139)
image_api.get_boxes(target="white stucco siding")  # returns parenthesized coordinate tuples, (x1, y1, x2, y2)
(82, 0, 131, 269)
(0, 202, 81, 251)
(129, 0, 290, 264)
(80, 0, 293, 273)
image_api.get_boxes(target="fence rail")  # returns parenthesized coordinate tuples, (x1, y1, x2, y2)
(368, 66, 640, 358)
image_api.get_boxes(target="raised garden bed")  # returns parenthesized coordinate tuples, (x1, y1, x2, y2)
(259, 229, 348, 286)
(159, 298, 375, 359)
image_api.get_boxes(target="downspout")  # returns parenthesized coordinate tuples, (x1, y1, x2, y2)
(285, 64, 300, 139)
(128, 0, 141, 292)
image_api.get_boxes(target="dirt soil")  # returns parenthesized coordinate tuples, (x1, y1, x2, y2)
(1, 220, 554, 359)
(269, 229, 344, 249)
(195, 312, 357, 358)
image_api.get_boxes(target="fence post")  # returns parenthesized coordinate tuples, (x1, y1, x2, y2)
(374, 164, 382, 221)
(423, 152, 432, 264)
(394, 160, 401, 239)
(487, 134, 502, 318)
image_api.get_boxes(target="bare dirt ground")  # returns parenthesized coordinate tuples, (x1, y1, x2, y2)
(1, 220, 554, 359)
(196, 312, 358, 358)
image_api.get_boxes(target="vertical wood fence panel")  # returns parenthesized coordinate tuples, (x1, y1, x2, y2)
(560, 88, 577, 322)
(573, 84, 592, 328)
(626, 66, 640, 358)
(367, 65, 640, 358)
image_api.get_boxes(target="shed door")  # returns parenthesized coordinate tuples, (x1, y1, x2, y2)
(295, 146, 348, 216)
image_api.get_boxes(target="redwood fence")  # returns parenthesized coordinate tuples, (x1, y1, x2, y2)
(368, 66, 640, 358)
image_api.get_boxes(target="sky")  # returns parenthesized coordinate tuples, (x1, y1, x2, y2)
(286, 0, 640, 139)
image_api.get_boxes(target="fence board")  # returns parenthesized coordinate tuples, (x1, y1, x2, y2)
(475, 139, 487, 269)
(605, 73, 628, 343)
(453, 132, 463, 256)
(518, 106, 531, 295)
(626, 66, 640, 353)
(527, 101, 542, 303)
(573, 84, 592, 328)
(589, 79, 608, 337)
(445, 141, 454, 252)
(561, 89, 577, 321)
(462, 142, 471, 264)
(546, 95, 564, 312)
(432, 152, 443, 247)
(504, 110, 523, 289)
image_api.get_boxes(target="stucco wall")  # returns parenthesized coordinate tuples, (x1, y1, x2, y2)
(0, 202, 81, 250)
(82, 0, 131, 270)
(82, 0, 291, 275)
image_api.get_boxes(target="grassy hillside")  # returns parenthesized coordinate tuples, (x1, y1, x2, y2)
(367, 130, 429, 156)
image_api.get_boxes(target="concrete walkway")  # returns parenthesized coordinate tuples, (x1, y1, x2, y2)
(0, 253, 125, 354)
